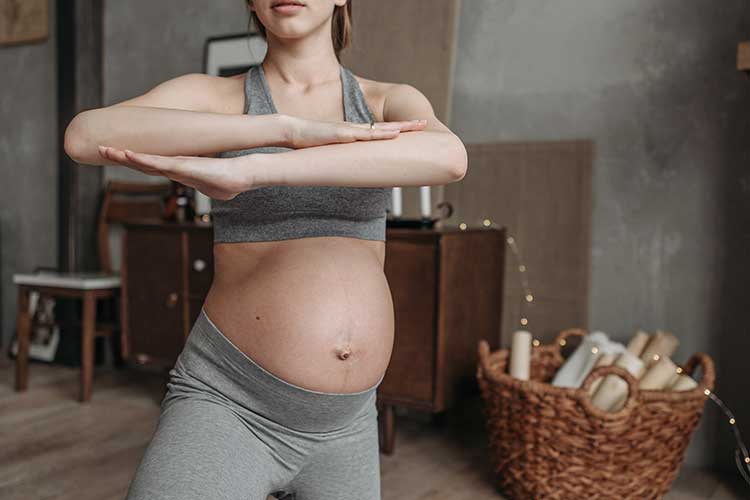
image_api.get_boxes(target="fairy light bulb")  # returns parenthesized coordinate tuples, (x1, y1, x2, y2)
(505, 231, 535, 338)
(459, 222, 467, 230)
(482, 218, 491, 227)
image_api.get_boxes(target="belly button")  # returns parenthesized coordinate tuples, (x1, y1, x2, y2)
(336, 348, 352, 361)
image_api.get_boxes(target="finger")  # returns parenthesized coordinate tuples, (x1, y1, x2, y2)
(99, 146, 152, 171)
(390, 119, 428, 132)
(123, 150, 179, 173)
(349, 120, 422, 131)
(352, 128, 401, 141)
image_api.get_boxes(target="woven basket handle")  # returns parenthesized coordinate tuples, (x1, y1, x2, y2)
(477, 339, 493, 379)
(578, 365, 640, 419)
(680, 352, 715, 390)
(552, 328, 587, 356)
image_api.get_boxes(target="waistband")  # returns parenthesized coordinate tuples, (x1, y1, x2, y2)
(169, 308, 383, 433)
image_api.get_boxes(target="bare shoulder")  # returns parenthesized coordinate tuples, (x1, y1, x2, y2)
(351, 73, 436, 123)
(350, 73, 390, 122)
(109, 72, 246, 115)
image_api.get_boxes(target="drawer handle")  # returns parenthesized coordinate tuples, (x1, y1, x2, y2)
(193, 259, 206, 272)
(166, 292, 179, 308)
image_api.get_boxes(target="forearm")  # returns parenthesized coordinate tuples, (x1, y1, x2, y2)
(249, 130, 467, 189)
(64, 106, 290, 166)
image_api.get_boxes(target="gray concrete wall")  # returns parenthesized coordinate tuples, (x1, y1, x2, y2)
(452, 0, 750, 469)
(103, 0, 248, 182)
(0, 0, 58, 349)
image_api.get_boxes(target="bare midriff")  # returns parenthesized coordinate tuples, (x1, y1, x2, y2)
(202, 236, 395, 394)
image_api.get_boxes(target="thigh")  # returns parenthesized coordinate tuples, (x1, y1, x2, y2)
(288, 409, 381, 500)
(125, 396, 280, 500)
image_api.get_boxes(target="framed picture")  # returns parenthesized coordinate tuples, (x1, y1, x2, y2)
(203, 31, 267, 78)
(0, 0, 48, 46)
(195, 32, 268, 217)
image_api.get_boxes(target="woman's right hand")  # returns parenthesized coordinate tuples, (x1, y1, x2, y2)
(283, 115, 427, 149)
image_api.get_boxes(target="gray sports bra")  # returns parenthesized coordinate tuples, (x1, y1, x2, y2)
(211, 63, 391, 243)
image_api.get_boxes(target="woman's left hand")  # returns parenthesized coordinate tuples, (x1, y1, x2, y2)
(98, 146, 256, 200)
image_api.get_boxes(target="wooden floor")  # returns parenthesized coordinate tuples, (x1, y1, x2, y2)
(1, 359, 747, 500)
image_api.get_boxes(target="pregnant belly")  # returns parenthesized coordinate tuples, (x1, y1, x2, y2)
(202, 237, 395, 394)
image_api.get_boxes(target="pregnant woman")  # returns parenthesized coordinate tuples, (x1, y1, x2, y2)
(64, 1, 467, 498)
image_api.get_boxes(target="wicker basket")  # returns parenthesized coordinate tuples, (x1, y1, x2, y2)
(476, 329, 714, 500)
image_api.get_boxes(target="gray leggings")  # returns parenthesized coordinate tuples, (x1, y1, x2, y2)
(125, 309, 383, 500)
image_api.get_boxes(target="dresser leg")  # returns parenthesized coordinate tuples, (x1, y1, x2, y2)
(431, 410, 447, 428)
(378, 403, 396, 455)
(15, 287, 31, 392)
(80, 291, 96, 402)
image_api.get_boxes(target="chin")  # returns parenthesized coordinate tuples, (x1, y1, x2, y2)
(267, 21, 315, 40)
(254, 0, 337, 40)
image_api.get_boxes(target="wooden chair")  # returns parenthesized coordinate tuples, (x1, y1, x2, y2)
(13, 181, 170, 402)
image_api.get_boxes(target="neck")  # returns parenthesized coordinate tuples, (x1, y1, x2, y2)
(262, 24, 341, 89)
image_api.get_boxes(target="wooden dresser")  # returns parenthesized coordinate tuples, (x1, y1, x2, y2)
(122, 220, 505, 453)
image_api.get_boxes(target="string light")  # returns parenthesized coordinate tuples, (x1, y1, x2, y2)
(498, 230, 535, 329)
(464, 219, 535, 330)
(591, 347, 599, 354)
(532, 339, 540, 347)
(705, 390, 750, 486)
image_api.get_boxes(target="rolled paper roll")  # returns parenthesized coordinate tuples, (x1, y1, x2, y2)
(670, 373, 699, 391)
(639, 356, 679, 390)
(626, 330, 651, 357)
(551, 331, 610, 388)
(509, 330, 533, 381)
(587, 352, 617, 395)
(590, 350, 644, 412)
(639, 330, 679, 368)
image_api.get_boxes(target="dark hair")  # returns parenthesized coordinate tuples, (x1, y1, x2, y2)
(247, 1, 353, 61)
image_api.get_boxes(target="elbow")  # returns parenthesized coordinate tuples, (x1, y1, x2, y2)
(443, 136, 468, 183)
(64, 110, 95, 163)
(63, 114, 85, 163)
